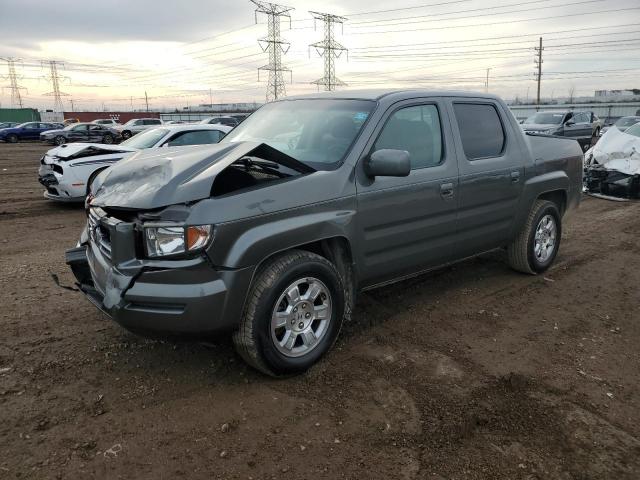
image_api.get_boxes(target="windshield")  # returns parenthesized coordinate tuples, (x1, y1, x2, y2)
(120, 128, 169, 149)
(624, 123, 640, 138)
(524, 112, 565, 125)
(615, 117, 640, 128)
(221, 99, 376, 169)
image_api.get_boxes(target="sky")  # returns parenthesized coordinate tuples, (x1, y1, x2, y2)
(0, 0, 638, 111)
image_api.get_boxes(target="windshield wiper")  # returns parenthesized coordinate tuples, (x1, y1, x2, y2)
(236, 156, 281, 169)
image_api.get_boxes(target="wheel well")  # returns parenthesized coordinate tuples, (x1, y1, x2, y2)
(257, 237, 356, 319)
(538, 190, 567, 215)
(87, 167, 108, 195)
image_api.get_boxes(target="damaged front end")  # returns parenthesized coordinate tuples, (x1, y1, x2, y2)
(584, 127, 640, 200)
(65, 142, 315, 335)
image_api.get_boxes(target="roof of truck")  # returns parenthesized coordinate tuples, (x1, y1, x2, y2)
(285, 89, 503, 101)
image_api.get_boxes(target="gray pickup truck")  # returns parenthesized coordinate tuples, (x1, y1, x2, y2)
(66, 90, 583, 376)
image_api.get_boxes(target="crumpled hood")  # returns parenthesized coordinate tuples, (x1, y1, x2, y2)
(90, 141, 300, 210)
(47, 142, 139, 159)
(585, 127, 640, 175)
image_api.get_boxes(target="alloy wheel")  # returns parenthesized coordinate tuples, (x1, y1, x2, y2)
(270, 277, 332, 358)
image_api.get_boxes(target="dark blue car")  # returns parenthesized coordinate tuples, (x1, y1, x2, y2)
(0, 122, 62, 143)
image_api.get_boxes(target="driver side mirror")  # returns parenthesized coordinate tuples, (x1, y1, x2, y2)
(565, 120, 575, 126)
(365, 149, 411, 177)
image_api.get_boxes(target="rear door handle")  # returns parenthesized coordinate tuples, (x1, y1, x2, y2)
(511, 171, 520, 183)
(440, 182, 454, 198)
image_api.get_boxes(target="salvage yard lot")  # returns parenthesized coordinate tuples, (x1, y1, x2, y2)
(0, 143, 639, 479)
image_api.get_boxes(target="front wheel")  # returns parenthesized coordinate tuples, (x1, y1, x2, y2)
(233, 250, 345, 376)
(54, 135, 65, 146)
(507, 200, 562, 274)
(121, 130, 132, 140)
(6, 134, 18, 143)
(102, 134, 114, 144)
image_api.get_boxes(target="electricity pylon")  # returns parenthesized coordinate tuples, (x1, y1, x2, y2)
(309, 11, 347, 91)
(0, 57, 27, 108)
(42, 60, 70, 112)
(251, 0, 294, 102)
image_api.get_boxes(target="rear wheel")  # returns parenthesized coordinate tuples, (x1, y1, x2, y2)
(233, 250, 345, 376)
(6, 134, 18, 143)
(121, 130, 132, 140)
(507, 200, 562, 274)
(54, 136, 65, 146)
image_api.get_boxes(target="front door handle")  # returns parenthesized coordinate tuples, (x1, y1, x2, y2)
(440, 182, 454, 198)
(511, 171, 520, 183)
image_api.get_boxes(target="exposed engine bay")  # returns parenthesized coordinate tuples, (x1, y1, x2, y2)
(584, 126, 640, 200)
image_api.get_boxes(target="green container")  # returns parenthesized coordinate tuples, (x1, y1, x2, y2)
(0, 108, 40, 123)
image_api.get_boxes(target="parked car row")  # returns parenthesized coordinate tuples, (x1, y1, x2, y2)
(0, 122, 65, 143)
(600, 116, 640, 135)
(38, 124, 232, 202)
(40, 123, 121, 145)
(521, 110, 602, 150)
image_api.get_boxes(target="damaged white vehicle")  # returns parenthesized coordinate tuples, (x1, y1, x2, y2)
(38, 124, 232, 202)
(584, 123, 640, 199)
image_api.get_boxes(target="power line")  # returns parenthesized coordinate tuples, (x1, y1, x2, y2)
(348, 0, 604, 28)
(252, 0, 294, 102)
(352, 28, 640, 53)
(340, 0, 472, 18)
(347, 7, 640, 35)
(351, 39, 640, 59)
(309, 11, 348, 91)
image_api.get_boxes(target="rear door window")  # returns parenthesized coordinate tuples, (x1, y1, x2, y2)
(452, 103, 505, 160)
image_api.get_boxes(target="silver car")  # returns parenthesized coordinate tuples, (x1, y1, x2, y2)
(113, 118, 163, 139)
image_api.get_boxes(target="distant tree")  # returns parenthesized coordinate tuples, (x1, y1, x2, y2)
(567, 85, 576, 104)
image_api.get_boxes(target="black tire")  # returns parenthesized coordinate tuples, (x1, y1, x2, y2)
(121, 130, 132, 140)
(7, 134, 18, 143)
(507, 199, 562, 275)
(102, 134, 114, 144)
(233, 250, 345, 376)
(54, 136, 65, 146)
(86, 168, 107, 196)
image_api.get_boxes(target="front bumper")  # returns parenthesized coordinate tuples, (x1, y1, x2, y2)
(38, 163, 85, 202)
(65, 222, 254, 335)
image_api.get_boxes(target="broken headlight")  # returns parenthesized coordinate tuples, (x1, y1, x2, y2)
(144, 224, 212, 258)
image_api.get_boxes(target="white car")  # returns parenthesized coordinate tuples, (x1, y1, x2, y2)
(92, 119, 121, 126)
(113, 118, 163, 139)
(38, 124, 232, 202)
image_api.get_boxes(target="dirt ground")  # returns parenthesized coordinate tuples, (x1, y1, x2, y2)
(0, 142, 639, 480)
